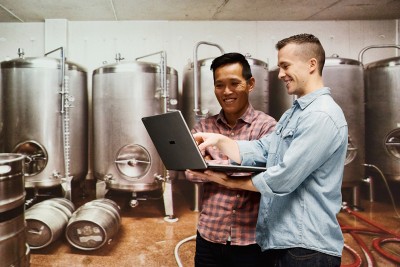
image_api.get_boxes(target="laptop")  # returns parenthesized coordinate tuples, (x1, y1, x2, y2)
(141, 111, 267, 173)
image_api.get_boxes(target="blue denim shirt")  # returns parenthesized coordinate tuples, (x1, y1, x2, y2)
(237, 87, 348, 257)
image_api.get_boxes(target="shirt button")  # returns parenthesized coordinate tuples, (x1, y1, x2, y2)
(230, 132, 235, 136)
(236, 194, 240, 198)
(232, 210, 236, 214)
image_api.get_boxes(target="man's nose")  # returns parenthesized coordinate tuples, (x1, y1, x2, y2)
(277, 69, 285, 80)
(223, 85, 232, 94)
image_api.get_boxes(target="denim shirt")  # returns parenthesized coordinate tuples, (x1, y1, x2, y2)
(237, 87, 348, 257)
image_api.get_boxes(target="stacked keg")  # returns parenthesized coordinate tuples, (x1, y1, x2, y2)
(0, 153, 30, 267)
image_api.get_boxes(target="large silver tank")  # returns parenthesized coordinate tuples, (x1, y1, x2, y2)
(181, 57, 268, 128)
(323, 57, 365, 187)
(267, 67, 295, 121)
(0, 67, 3, 153)
(364, 56, 400, 182)
(92, 61, 179, 192)
(1, 56, 89, 188)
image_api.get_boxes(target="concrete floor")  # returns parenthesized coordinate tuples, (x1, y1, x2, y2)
(27, 179, 400, 267)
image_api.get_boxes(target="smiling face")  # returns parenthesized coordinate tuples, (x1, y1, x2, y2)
(277, 43, 314, 98)
(213, 62, 254, 125)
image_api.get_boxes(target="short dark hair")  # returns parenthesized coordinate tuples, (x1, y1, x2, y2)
(210, 52, 253, 81)
(276, 33, 325, 75)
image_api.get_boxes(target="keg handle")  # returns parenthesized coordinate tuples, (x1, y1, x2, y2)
(27, 226, 44, 235)
(358, 44, 400, 64)
(193, 41, 225, 119)
(0, 165, 11, 175)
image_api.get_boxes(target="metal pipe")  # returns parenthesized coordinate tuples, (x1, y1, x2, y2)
(45, 47, 66, 113)
(45, 47, 73, 198)
(362, 163, 400, 218)
(362, 176, 374, 202)
(135, 50, 168, 113)
(358, 44, 400, 63)
(193, 41, 225, 116)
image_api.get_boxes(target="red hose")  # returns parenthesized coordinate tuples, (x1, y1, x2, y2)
(372, 237, 400, 264)
(349, 231, 376, 267)
(340, 206, 400, 266)
(343, 207, 400, 238)
(341, 243, 362, 267)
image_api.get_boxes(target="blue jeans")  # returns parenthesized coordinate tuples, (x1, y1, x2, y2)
(195, 232, 269, 267)
(263, 247, 341, 267)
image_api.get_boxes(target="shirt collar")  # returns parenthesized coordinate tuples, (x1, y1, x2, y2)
(217, 104, 255, 126)
(295, 87, 331, 110)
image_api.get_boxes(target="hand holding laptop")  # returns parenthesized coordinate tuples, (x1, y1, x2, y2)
(141, 111, 266, 173)
(193, 132, 242, 164)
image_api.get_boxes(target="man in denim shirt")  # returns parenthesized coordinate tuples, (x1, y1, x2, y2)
(187, 34, 348, 267)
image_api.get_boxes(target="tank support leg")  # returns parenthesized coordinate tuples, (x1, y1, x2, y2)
(163, 179, 178, 223)
(61, 176, 73, 200)
(96, 180, 108, 199)
(352, 185, 362, 211)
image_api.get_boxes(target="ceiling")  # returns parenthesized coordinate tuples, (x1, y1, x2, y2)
(0, 0, 399, 22)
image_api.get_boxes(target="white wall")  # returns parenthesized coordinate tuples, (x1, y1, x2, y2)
(1, 19, 399, 82)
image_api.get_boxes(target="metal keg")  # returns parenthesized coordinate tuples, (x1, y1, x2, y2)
(25, 198, 75, 249)
(65, 198, 121, 250)
(92, 57, 179, 192)
(1, 50, 88, 189)
(0, 153, 28, 266)
(364, 56, 400, 182)
(323, 57, 365, 188)
(0, 153, 26, 212)
(0, 67, 3, 153)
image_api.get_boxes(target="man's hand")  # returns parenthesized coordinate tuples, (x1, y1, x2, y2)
(193, 132, 241, 163)
(193, 132, 223, 156)
(186, 169, 259, 192)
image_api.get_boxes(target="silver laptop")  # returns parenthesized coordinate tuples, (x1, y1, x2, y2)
(141, 111, 267, 173)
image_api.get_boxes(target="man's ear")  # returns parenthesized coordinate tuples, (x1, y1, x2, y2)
(247, 77, 256, 92)
(309, 58, 318, 74)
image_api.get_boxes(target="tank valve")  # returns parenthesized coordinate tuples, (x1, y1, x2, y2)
(130, 192, 139, 208)
(155, 173, 165, 182)
(18, 48, 25, 58)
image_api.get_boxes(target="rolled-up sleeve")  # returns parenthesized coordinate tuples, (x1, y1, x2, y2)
(239, 111, 344, 197)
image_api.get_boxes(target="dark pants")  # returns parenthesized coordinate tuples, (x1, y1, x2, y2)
(195, 232, 269, 267)
(263, 247, 341, 267)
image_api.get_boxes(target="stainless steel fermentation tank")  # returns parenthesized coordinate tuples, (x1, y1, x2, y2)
(267, 67, 295, 120)
(364, 56, 400, 182)
(323, 57, 366, 205)
(181, 56, 269, 128)
(1, 48, 89, 193)
(181, 42, 270, 211)
(92, 52, 179, 218)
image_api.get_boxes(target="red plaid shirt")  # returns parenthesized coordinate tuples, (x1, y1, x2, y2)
(187, 105, 276, 245)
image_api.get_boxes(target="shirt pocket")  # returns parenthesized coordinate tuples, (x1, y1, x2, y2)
(268, 124, 282, 151)
(281, 128, 295, 148)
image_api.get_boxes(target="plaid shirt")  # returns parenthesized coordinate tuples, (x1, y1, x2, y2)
(187, 105, 276, 245)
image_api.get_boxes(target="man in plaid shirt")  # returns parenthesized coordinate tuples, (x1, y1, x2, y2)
(186, 53, 276, 267)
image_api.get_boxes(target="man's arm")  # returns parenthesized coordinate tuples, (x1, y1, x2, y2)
(186, 169, 259, 192)
(193, 132, 241, 164)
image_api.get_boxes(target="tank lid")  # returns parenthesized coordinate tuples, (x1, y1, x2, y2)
(189, 57, 268, 68)
(93, 60, 178, 75)
(0, 57, 86, 72)
(365, 56, 400, 69)
(325, 57, 362, 66)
